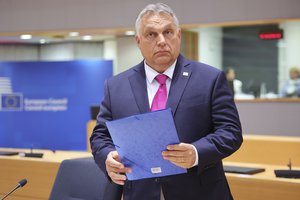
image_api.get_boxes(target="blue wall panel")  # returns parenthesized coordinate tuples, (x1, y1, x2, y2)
(0, 60, 112, 150)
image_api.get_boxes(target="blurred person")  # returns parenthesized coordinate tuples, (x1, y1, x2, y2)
(225, 67, 243, 96)
(280, 67, 300, 97)
(90, 3, 242, 200)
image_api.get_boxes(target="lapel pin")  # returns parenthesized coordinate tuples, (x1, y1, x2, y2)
(183, 72, 189, 76)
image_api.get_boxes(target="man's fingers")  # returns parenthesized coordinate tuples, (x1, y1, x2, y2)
(106, 152, 132, 172)
(108, 171, 127, 182)
(108, 171, 127, 180)
(162, 150, 188, 157)
(108, 165, 131, 173)
(162, 144, 194, 158)
(105, 151, 132, 185)
(163, 155, 194, 169)
(107, 160, 124, 169)
(162, 143, 196, 169)
(113, 179, 126, 185)
(107, 165, 132, 185)
(106, 151, 124, 169)
(167, 143, 190, 150)
(164, 155, 189, 163)
(111, 151, 120, 160)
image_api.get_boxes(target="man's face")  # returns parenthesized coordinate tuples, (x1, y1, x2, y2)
(135, 13, 181, 73)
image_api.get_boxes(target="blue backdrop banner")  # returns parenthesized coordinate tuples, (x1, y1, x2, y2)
(0, 60, 112, 150)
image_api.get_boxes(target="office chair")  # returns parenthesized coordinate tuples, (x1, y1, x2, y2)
(49, 157, 122, 200)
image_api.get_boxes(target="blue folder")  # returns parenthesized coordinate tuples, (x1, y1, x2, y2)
(106, 108, 187, 180)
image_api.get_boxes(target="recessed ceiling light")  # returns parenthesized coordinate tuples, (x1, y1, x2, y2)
(125, 31, 135, 36)
(39, 39, 47, 44)
(20, 34, 32, 40)
(82, 35, 92, 40)
(69, 32, 79, 37)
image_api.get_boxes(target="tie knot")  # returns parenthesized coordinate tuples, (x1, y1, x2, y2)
(155, 74, 168, 85)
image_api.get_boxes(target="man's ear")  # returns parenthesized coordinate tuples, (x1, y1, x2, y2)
(135, 35, 140, 46)
(177, 29, 182, 40)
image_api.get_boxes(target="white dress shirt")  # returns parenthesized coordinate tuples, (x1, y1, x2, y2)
(144, 61, 175, 107)
(144, 61, 199, 200)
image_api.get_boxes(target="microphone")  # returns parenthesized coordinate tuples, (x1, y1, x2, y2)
(0, 179, 27, 200)
(19, 146, 44, 158)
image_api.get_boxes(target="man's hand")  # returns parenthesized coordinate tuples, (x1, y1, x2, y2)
(162, 143, 197, 169)
(105, 151, 132, 185)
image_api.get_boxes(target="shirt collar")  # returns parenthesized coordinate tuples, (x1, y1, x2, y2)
(144, 60, 177, 84)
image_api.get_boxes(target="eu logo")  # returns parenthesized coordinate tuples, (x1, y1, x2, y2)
(0, 93, 23, 111)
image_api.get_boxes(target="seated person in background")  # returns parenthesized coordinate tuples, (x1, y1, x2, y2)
(280, 67, 300, 97)
(225, 67, 243, 96)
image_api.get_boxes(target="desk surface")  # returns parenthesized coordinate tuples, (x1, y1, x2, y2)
(0, 148, 92, 162)
(0, 148, 92, 200)
(236, 97, 300, 103)
(224, 161, 300, 182)
(225, 134, 300, 166)
(1, 148, 300, 200)
(224, 161, 300, 200)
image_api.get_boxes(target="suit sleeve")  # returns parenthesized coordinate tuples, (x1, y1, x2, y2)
(192, 71, 243, 172)
(90, 80, 116, 173)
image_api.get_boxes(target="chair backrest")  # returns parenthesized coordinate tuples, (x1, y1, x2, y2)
(49, 157, 122, 200)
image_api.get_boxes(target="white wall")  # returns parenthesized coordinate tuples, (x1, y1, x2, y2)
(197, 27, 223, 69)
(103, 39, 117, 74)
(115, 36, 143, 75)
(74, 42, 104, 60)
(0, 42, 104, 61)
(40, 42, 104, 61)
(0, 39, 141, 76)
(39, 43, 74, 60)
(278, 21, 300, 90)
(0, 44, 38, 61)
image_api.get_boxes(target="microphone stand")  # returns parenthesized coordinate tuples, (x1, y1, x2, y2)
(1, 185, 20, 200)
(0, 179, 27, 200)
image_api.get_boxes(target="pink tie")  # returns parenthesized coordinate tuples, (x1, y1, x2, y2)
(151, 74, 168, 111)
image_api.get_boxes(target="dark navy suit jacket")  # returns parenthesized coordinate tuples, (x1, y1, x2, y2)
(91, 55, 243, 200)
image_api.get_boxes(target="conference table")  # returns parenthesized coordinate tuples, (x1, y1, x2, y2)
(0, 148, 91, 200)
(224, 161, 300, 200)
(1, 148, 300, 200)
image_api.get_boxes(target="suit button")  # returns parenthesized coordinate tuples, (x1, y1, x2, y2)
(155, 178, 160, 182)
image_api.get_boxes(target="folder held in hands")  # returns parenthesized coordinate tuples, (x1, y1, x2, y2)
(106, 108, 187, 180)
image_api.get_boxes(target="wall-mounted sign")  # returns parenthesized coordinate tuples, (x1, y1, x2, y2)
(0, 60, 112, 150)
(259, 29, 283, 40)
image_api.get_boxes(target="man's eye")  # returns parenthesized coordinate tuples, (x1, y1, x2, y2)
(164, 30, 174, 37)
(147, 33, 155, 39)
(149, 33, 153, 37)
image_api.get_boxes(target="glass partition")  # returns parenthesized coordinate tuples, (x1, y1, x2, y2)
(187, 20, 300, 99)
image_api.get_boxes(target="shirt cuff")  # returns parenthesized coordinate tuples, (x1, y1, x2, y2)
(191, 144, 199, 167)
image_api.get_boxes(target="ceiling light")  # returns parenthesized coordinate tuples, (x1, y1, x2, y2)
(125, 31, 135, 36)
(69, 32, 79, 37)
(20, 34, 32, 40)
(82, 35, 92, 40)
(39, 39, 47, 44)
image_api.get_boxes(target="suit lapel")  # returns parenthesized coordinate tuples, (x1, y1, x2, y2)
(167, 55, 192, 116)
(128, 55, 192, 115)
(128, 62, 150, 114)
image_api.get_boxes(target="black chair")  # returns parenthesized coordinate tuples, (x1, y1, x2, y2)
(49, 157, 122, 200)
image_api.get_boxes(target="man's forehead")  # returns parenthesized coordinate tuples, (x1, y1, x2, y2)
(142, 13, 174, 23)
(141, 13, 176, 29)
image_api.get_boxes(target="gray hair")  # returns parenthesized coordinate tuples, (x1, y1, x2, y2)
(135, 3, 179, 36)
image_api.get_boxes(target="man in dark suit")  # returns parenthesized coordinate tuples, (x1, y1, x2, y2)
(90, 3, 242, 200)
